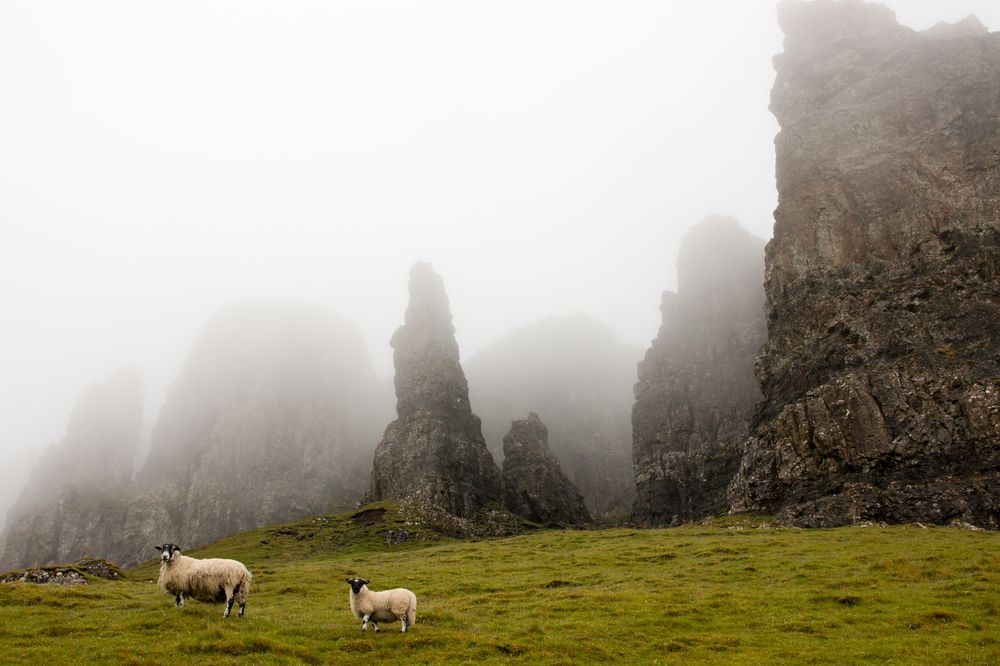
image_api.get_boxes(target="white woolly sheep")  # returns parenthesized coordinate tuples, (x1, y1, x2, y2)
(346, 577, 417, 633)
(156, 543, 252, 618)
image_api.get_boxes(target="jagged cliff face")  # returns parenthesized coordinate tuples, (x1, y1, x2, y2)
(500, 413, 591, 526)
(138, 302, 388, 552)
(631, 217, 766, 526)
(367, 262, 502, 517)
(2, 303, 389, 570)
(729, 1, 1000, 527)
(465, 315, 640, 516)
(0, 370, 142, 570)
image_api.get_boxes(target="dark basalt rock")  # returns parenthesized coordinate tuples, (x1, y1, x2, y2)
(631, 216, 766, 526)
(466, 315, 640, 517)
(728, 1, 1000, 528)
(366, 262, 502, 518)
(501, 413, 591, 526)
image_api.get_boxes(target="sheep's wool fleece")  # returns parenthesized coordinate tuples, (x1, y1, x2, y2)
(159, 555, 252, 603)
(350, 585, 417, 624)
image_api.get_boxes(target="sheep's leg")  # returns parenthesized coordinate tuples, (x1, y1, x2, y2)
(222, 583, 246, 617)
(400, 617, 408, 633)
(372, 621, 380, 633)
(238, 601, 246, 618)
(361, 614, 370, 632)
(174, 593, 184, 608)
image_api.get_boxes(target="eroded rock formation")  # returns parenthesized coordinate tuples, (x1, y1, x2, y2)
(728, 1, 1000, 527)
(466, 315, 640, 516)
(138, 302, 389, 551)
(367, 262, 502, 517)
(2, 302, 390, 570)
(0, 369, 142, 570)
(500, 413, 591, 526)
(631, 217, 766, 525)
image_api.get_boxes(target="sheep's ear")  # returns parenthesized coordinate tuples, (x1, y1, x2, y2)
(153, 545, 163, 551)
(361, 579, 369, 585)
(345, 578, 351, 583)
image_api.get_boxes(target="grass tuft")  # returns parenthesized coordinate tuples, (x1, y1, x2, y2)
(494, 642, 527, 655)
(542, 579, 577, 589)
(919, 610, 958, 624)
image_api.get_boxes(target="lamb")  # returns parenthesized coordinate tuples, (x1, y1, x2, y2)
(155, 543, 252, 618)
(346, 577, 417, 633)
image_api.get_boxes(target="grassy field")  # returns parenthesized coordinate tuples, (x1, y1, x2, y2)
(1, 506, 997, 665)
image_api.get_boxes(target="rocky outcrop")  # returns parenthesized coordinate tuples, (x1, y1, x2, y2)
(465, 315, 640, 516)
(1, 558, 123, 586)
(631, 217, 766, 526)
(500, 414, 591, 526)
(367, 262, 502, 517)
(0, 369, 142, 570)
(729, 1, 1000, 528)
(2, 302, 390, 570)
(132, 302, 389, 558)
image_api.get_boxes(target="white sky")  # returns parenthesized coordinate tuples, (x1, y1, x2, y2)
(1, 1, 997, 527)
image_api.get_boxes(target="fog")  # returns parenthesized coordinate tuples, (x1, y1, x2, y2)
(2, 0, 998, 528)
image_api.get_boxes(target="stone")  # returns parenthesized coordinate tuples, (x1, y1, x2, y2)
(132, 302, 389, 561)
(728, 1, 1000, 528)
(500, 413, 591, 526)
(366, 262, 502, 518)
(631, 216, 766, 525)
(2, 302, 391, 569)
(465, 315, 640, 516)
(0, 369, 142, 570)
(0, 558, 122, 585)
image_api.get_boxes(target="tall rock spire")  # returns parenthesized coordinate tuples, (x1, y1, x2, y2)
(390, 262, 471, 418)
(367, 262, 502, 517)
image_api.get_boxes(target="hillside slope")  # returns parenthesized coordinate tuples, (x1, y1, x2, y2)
(1, 506, 997, 664)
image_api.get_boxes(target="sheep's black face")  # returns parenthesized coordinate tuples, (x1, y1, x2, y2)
(346, 578, 369, 594)
(155, 543, 181, 562)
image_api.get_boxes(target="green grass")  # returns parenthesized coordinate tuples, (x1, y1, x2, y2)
(1, 507, 998, 664)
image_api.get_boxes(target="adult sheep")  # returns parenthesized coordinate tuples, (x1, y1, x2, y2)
(346, 577, 417, 633)
(156, 543, 252, 618)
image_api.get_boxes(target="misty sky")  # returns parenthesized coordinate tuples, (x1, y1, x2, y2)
(2, 1, 998, 527)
